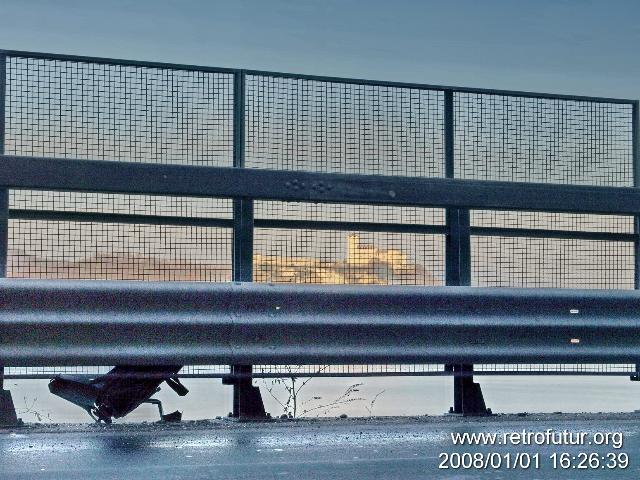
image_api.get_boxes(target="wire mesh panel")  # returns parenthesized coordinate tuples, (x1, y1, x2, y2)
(4, 53, 235, 283)
(254, 228, 444, 285)
(471, 210, 634, 233)
(8, 219, 232, 281)
(471, 235, 634, 289)
(8, 191, 233, 281)
(474, 364, 637, 375)
(459, 94, 636, 290)
(254, 201, 445, 285)
(246, 75, 444, 176)
(10, 190, 233, 218)
(454, 93, 633, 186)
(470, 212, 635, 289)
(255, 200, 445, 225)
(5, 55, 234, 165)
(7, 363, 637, 379)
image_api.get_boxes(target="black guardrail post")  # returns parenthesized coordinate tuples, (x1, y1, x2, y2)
(228, 70, 267, 419)
(444, 89, 491, 416)
(0, 52, 21, 427)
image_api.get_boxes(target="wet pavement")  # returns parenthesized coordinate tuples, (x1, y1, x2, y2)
(3, 414, 640, 479)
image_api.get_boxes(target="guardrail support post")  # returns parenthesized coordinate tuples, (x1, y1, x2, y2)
(447, 365, 492, 416)
(0, 367, 21, 427)
(222, 365, 267, 419)
(228, 70, 266, 419)
(444, 90, 491, 416)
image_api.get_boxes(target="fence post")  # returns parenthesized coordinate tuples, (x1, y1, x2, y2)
(228, 70, 266, 419)
(633, 101, 639, 290)
(0, 52, 20, 427)
(444, 89, 490, 416)
(0, 53, 6, 281)
(232, 70, 253, 283)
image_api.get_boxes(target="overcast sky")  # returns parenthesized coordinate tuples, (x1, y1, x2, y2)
(0, 0, 638, 100)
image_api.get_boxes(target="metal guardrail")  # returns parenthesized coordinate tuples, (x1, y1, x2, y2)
(0, 50, 638, 383)
(3, 279, 640, 366)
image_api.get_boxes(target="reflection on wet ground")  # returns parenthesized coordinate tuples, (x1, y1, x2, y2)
(3, 415, 640, 479)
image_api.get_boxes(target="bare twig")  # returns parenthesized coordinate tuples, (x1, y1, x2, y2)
(364, 390, 386, 417)
(17, 396, 52, 422)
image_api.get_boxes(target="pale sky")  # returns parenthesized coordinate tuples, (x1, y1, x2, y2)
(0, 0, 638, 100)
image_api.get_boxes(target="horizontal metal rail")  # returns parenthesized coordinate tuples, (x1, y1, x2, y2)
(5, 363, 638, 380)
(1, 49, 634, 104)
(8, 209, 637, 242)
(6, 371, 639, 380)
(3, 155, 640, 215)
(8, 209, 444, 235)
(3, 279, 640, 366)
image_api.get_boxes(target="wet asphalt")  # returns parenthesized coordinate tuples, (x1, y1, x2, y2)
(3, 414, 640, 479)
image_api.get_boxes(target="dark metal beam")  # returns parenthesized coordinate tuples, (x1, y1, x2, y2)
(444, 89, 480, 414)
(10, 209, 636, 242)
(469, 226, 636, 243)
(446, 211, 471, 285)
(254, 218, 447, 235)
(230, 69, 263, 418)
(233, 199, 254, 282)
(9, 209, 234, 228)
(232, 70, 253, 283)
(3, 280, 640, 366)
(3, 155, 640, 215)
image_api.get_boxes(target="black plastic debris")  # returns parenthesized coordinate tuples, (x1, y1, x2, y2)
(48, 366, 188, 423)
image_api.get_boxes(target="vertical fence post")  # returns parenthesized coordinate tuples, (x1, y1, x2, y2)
(0, 52, 20, 426)
(232, 70, 253, 283)
(444, 89, 489, 416)
(228, 70, 266, 418)
(633, 101, 639, 290)
(0, 52, 6, 281)
(444, 90, 470, 286)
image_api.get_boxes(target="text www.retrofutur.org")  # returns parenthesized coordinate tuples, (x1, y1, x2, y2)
(438, 430, 629, 471)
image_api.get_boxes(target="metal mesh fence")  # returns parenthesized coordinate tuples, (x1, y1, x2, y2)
(470, 210, 635, 289)
(255, 200, 445, 225)
(253, 200, 445, 286)
(10, 190, 233, 218)
(6, 363, 637, 379)
(5, 56, 234, 165)
(4, 56, 235, 281)
(471, 210, 634, 233)
(1, 52, 638, 379)
(8, 220, 232, 281)
(471, 235, 634, 289)
(254, 228, 444, 285)
(454, 93, 634, 186)
(246, 75, 444, 176)
(473, 364, 637, 375)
